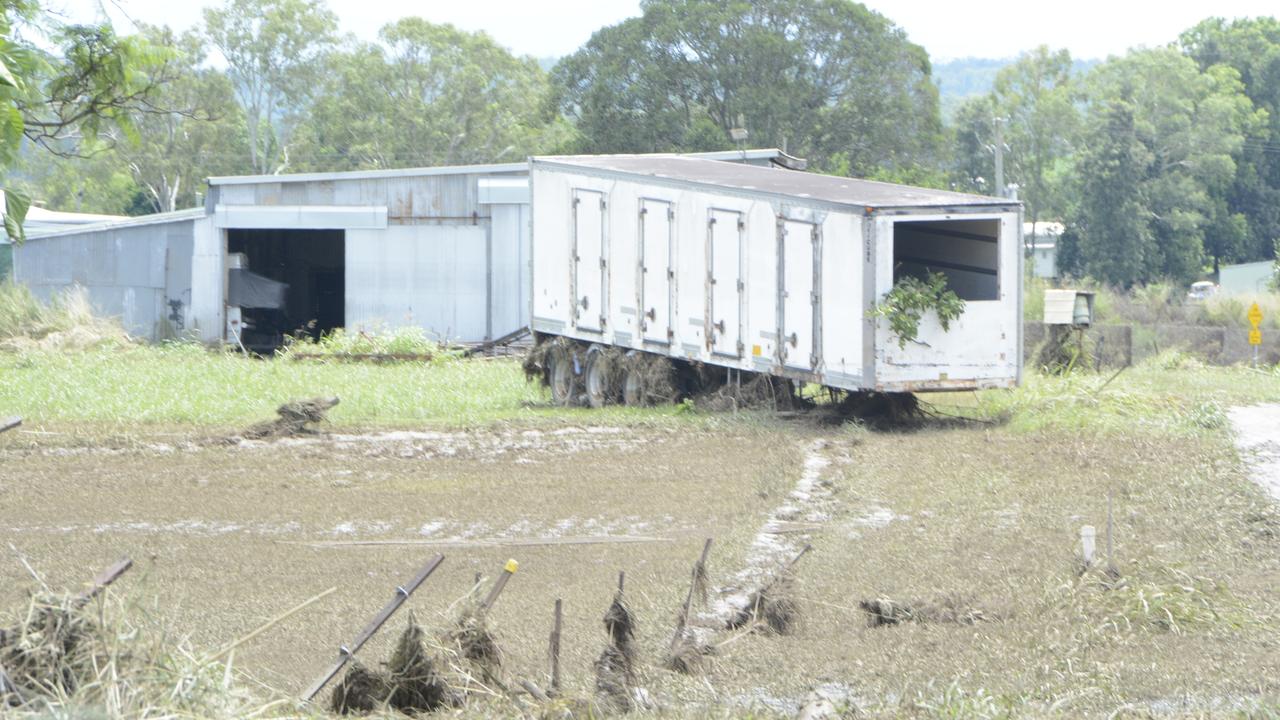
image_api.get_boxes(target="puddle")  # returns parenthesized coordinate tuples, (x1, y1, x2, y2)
(1228, 404, 1280, 502)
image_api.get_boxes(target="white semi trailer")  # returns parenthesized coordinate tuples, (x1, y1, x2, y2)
(528, 154, 1023, 406)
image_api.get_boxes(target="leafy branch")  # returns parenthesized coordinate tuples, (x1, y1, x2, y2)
(867, 271, 966, 349)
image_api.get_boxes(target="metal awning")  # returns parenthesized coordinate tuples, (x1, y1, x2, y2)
(213, 204, 388, 230)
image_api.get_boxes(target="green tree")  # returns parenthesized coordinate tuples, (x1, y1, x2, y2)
(1066, 49, 1261, 286)
(203, 0, 337, 174)
(1181, 17, 1280, 265)
(293, 19, 568, 170)
(113, 26, 248, 212)
(551, 0, 943, 177)
(0, 1, 173, 238)
(993, 47, 1079, 233)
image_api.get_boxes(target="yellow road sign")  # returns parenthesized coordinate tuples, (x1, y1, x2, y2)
(1250, 329, 1262, 346)
(1248, 301, 1263, 328)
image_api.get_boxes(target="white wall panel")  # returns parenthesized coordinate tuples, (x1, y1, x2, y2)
(346, 224, 489, 342)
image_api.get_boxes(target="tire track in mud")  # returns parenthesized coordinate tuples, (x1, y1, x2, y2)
(1229, 403, 1280, 503)
(709, 438, 835, 624)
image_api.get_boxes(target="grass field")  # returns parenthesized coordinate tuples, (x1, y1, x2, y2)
(3, 343, 1280, 718)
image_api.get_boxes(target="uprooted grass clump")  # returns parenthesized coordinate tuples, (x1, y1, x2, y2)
(330, 660, 393, 714)
(0, 593, 264, 717)
(858, 596, 988, 627)
(727, 571, 801, 635)
(387, 618, 461, 714)
(241, 396, 340, 439)
(594, 585, 639, 713)
(444, 610, 503, 686)
(663, 632, 715, 675)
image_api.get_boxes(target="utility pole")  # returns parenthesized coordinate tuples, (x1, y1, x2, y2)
(993, 117, 1007, 199)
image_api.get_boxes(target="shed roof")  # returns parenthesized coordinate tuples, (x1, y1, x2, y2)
(206, 161, 528, 187)
(533, 154, 1015, 211)
(23, 208, 204, 241)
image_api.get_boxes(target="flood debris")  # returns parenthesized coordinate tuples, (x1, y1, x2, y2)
(857, 596, 987, 627)
(699, 373, 798, 412)
(330, 660, 394, 714)
(243, 396, 340, 439)
(446, 611, 503, 674)
(664, 539, 715, 674)
(0, 417, 20, 435)
(622, 352, 678, 405)
(727, 545, 809, 635)
(304, 555, 446, 703)
(1037, 325, 1092, 375)
(0, 558, 133, 707)
(594, 572, 639, 713)
(387, 618, 461, 713)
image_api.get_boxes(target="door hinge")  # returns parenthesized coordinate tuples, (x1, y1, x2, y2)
(640, 206, 648, 216)
(737, 220, 745, 231)
(572, 197, 580, 208)
(667, 208, 675, 220)
(737, 340, 745, 356)
(600, 257, 607, 269)
(600, 198, 607, 210)
(737, 279, 745, 292)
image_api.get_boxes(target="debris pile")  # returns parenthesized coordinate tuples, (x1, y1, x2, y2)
(858, 596, 987, 627)
(330, 619, 462, 715)
(593, 574, 638, 714)
(242, 396, 340, 439)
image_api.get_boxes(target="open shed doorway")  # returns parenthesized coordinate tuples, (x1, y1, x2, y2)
(892, 218, 1000, 301)
(226, 229, 344, 352)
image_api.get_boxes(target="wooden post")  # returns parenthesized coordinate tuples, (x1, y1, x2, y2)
(672, 538, 714, 649)
(617, 570, 625, 593)
(549, 598, 563, 696)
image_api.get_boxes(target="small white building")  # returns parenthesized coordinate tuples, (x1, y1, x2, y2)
(1023, 221, 1062, 279)
(1218, 260, 1275, 295)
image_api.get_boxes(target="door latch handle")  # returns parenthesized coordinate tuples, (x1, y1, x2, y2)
(646, 308, 656, 321)
(715, 320, 726, 334)
(788, 332, 798, 347)
(580, 296, 589, 310)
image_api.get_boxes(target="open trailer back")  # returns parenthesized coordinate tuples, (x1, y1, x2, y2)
(528, 154, 1023, 406)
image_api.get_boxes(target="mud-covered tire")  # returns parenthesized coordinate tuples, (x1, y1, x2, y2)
(548, 345, 577, 406)
(621, 352, 646, 406)
(584, 345, 615, 409)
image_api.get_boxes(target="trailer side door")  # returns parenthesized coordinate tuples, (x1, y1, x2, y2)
(779, 218, 820, 370)
(708, 208, 744, 357)
(639, 198, 673, 345)
(572, 189, 606, 332)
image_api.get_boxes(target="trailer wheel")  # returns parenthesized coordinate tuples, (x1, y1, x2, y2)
(584, 345, 615, 409)
(621, 352, 646, 406)
(548, 344, 577, 406)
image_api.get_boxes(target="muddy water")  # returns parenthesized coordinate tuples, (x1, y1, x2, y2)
(1228, 403, 1280, 502)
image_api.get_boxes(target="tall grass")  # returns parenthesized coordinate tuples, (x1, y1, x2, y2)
(0, 282, 130, 348)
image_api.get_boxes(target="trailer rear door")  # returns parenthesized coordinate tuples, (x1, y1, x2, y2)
(780, 219, 818, 370)
(708, 209, 743, 357)
(639, 198, 672, 344)
(572, 189, 606, 331)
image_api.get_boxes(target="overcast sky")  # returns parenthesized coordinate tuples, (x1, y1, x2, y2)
(47, 0, 1280, 62)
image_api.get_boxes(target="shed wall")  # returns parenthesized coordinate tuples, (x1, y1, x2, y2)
(14, 218, 197, 340)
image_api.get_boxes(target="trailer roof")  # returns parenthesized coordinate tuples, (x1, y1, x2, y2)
(532, 154, 1016, 211)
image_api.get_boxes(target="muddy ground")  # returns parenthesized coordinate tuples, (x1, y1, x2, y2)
(2, 417, 1279, 716)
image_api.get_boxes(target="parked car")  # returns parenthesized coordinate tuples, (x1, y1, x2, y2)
(1187, 280, 1219, 301)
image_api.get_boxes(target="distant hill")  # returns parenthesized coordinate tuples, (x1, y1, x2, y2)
(933, 56, 1099, 120)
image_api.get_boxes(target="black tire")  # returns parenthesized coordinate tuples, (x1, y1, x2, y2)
(622, 352, 646, 406)
(548, 345, 577, 406)
(584, 345, 615, 409)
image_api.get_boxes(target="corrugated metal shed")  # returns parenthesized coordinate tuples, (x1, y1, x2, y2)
(14, 209, 206, 339)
